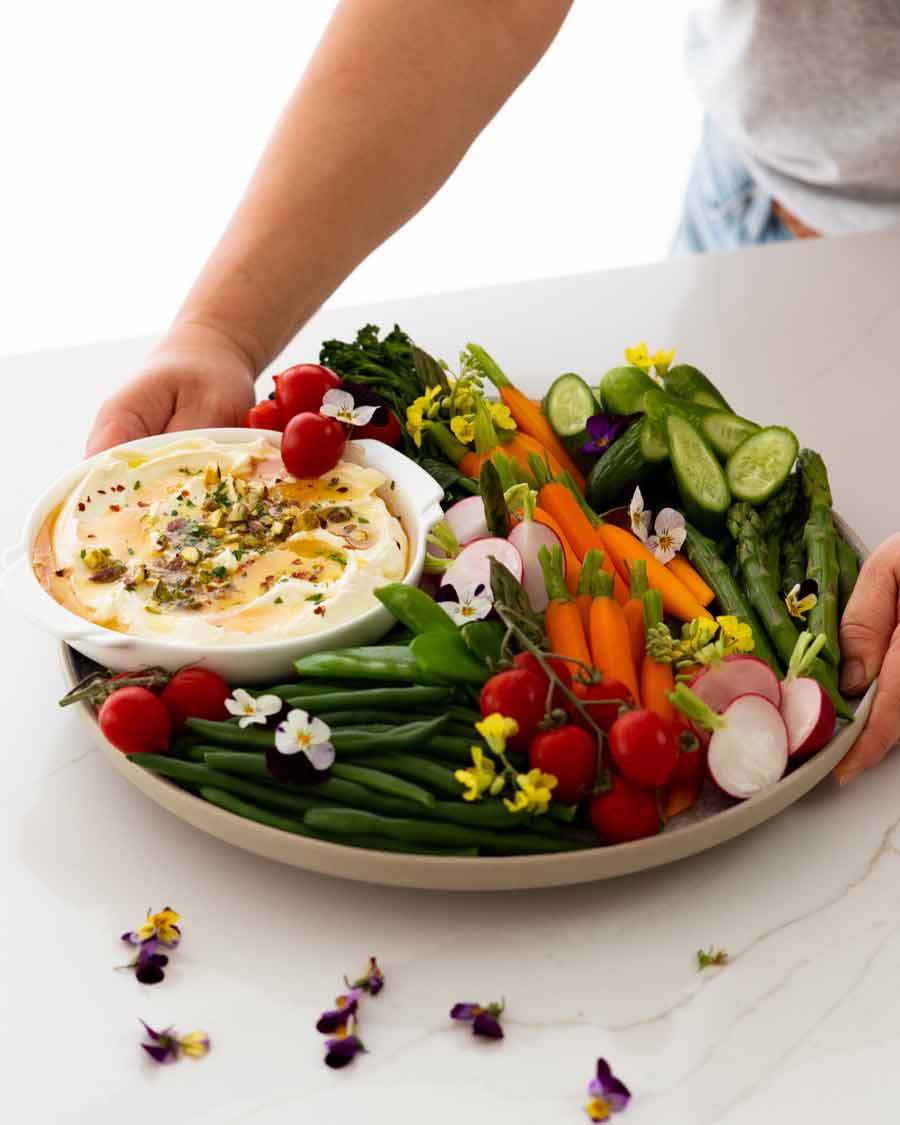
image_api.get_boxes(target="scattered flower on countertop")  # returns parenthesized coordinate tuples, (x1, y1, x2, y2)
(716, 615, 755, 655)
(503, 768, 557, 816)
(319, 387, 378, 427)
(346, 955, 386, 997)
(581, 413, 630, 456)
(585, 1058, 631, 1120)
(785, 580, 818, 620)
(475, 713, 519, 754)
(647, 507, 686, 564)
(122, 948, 170, 985)
(325, 1031, 366, 1069)
(450, 1000, 505, 1040)
(317, 988, 363, 1034)
(435, 581, 494, 625)
(697, 947, 728, 970)
(120, 907, 182, 985)
(628, 487, 651, 542)
(450, 415, 476, 445)
(317, 958, 383, 1068)
(225, 688, 283, 728)
(139, 1020, 210, 1064)
(268, 709, 334, 783)
(455, 746, 499, 802)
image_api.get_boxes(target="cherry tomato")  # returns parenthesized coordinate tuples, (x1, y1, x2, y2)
(355, 408, 403, 447)
(512, 652, 573, 710)
(160, 667, 231, 733)
(281, 412, 346, 478)
(243, 398, 285, 431)
(589, 775, 661, 843)
(568, 678, 633, 733)
(608, 709, 679, 789)
(479, 668, 546, 751)
(668, 721, 705, 783)
(528, 725, 599, 804)
(274, 364, 341, 422)
(98, 686, 171, 755)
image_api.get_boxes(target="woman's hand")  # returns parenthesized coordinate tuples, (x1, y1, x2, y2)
(85, 322, 257, 456)
(833, 532, 900, 784)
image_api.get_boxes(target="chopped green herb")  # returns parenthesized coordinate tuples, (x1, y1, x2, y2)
(186, 499, 195, 508)
(127, 548, 135, 556)
(133, 480, 142, 491)
(212, 565, 228, 580)
(390, 480, 396, 490)
(328, 552, 347, 567)
(305, 593, 325, 604)
(356, 515, 370, 525)
(233, 549, 244, 561)
(274, 596, 284, 605)
(80, 549, 86, 559)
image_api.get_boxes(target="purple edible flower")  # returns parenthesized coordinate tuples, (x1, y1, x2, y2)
(585, 1058, 631, 1119)
(316, 989, 362, 1034)
(580, 413, 631, 456)
(346, 955, 386, 997)
(139, 1020, 210, 1064)
(450, 1000, 505, 1040)
(339, 381, 389, 426)
(324, 1033, 365, 1069)
(265, 742, 332, 785)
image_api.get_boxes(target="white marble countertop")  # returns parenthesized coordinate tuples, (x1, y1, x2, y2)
(3, 231, 900, 1124)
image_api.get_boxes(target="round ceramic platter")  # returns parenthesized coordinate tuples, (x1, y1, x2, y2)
(62, 515, 873, 893)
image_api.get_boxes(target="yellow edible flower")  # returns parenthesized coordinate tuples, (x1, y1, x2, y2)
(450, 415, 476, 445)
(785, 582, 818, 619)
(475, 713, 519, 754)
(490, 402, 516, 431)
(649, 347, 676, 375)
(454, 746, 497, 802)
(405, 387, 442, 448)
(716, 615, 755, 654)
(503, 769, 557, 815)
(179, 1030, 211, 1059)
(674, 617, 719, 660)
(135, 907, 181, 946)
(624, 342, 651, 371)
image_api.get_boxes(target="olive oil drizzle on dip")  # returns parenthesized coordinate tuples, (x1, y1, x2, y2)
(34, 438, 408, 643)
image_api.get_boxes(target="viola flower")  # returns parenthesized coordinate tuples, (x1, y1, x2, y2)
(268, 709, 334, 783)
(347, 955, 386, 997)
(339, 381, 389, 426)
(628, 487, 651, 542)
(325, 1029, 366, 1069)
(624, 342, 651, 371)
(122, 906, 181, 950)
(785, 580, 818, 620)
(320, 388, 379, 428)
(435, 581, 494, 625)
(317, 988, 362, 1034)
(503, 768, 557, 815)
(475, 713, 519, 754)
(225, 688, 283, 728)
(585, 1058, 631, 1120)
(317, 958, 383, 1068)
(140, 1020, 210, 1064)
(455, 746, 498, 802)
(716, 615, 755, 654)
(450, 1000, 505, 1040)
(450, 415, 476, 445)
(122, 948, 169, 985)
(581, 413, 630, 456)
(647, 507, 686, 564)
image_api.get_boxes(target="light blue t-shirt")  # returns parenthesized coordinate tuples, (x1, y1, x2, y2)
(686, 1, 900, 234)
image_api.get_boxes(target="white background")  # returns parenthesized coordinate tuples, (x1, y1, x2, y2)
(1, 0, 698, 357)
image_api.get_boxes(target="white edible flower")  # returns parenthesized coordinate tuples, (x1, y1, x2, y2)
(647, 507, 686, 564)
(225, 688, 283, 729)
(320, 388, 378, 427)
(438, 582, 494, 625)
(628, 487, 651, 542)
(274, 709, 335, 771)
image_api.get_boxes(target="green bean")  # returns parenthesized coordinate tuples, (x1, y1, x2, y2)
(184, 715, 448, 755)
(330, 763, 436, 808)
(238, 682, 347, 700)
(196, 787, 477, 855)
(284, 685, 453, 713)
(357, 753, 464, 797)
(304, 808, 587, 855)
(421, 735, 487, 764)
(293, 646, 441, 683)
(445, 705, 483, 726)
(308, 711, 411, 728)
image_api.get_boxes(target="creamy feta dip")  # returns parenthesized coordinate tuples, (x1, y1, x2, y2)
(33, 437, 407, 643)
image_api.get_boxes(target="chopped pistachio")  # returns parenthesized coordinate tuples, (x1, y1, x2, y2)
(227, 502, 249, 524)
(144, 604, 163, 615)
(223, 533, 242, 545)
(182, 546, 201, 565)
(204, 461, 221, 486)
(270, 520, 285, 538)
(211, 528, 226, 539)
(206, 508, 223, 529)
(152, 580, 173, 603)
(131, 565, 146, 584)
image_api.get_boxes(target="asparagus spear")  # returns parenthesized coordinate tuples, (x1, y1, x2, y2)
(780, 516, 807, 595)
(683, 522, 781, 671)
(758, 472, 801, 536)
(836, 535, 860, 618)
(798, 449, 841, 665)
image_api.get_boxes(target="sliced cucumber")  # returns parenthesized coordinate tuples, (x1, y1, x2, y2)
(700, 412, 760, 459)
(664, 364, 732, 412)
(639, 415, 669, 463)
(543, 373, 598, 438)
(598, 366, 657, 415)
(725, 426, 799, 504)
(585, 420, 655, 511)
(665, 413, 731, 531)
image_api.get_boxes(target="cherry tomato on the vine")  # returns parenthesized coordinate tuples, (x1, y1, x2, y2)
(528, 725, 599, 804)
(568, 678, 633, 733)
(608, 709, 679, 789)
(355, 408, 403, 447)
(160, 667, 232, 733)
(589, 775, 661, 843)
(243, 398, 285, 431)
(512, 652, 573, 711)
(479, 668, 546, 751)
(274, 364, 341, 422)
(668, 721, 705, 784)
(281, 412, 346, 478)
(98, 686, 171, 755)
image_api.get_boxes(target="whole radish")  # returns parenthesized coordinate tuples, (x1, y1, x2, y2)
(780, 631, 837, 759)
(506, 486, 564, 612)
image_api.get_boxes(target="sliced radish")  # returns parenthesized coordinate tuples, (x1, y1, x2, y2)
(441, 537, 523, 593)
(690, 655, 781, 712)
(508, 521, 564, 612)
(707, 693, 788, 799)
(781, 677, 836, 759)
(441, 497, 489, 551)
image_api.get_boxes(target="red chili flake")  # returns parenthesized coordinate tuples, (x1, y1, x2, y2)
(109, 504, 121, 512)
(179, 490, 190, 499)
(313, 605, 326, 617)
(137, 501, 149, 508)
(115, 484, 126, 492)
(77, 502, 85, 512)
(86, 534, 96, 540)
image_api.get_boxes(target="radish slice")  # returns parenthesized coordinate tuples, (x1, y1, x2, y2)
(690, 655, 781, 713)
(781, 677, 836, 759)
(441, 537, 523, 593)
(443, 497, 489, 548)
(508, 521, 564, 612)
(707, 693, 788, 799)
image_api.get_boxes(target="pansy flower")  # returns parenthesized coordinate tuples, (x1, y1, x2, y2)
(268, 709, 334, 783)
(140, 1020, 210, 1064)
(628, 488, 651, 542)
(450, 1000, 505, 1040)
(581, 413, 630, 456)
(317, 988, 362, 1034)
(435, 581, 494, 625)
(120, 907, 181, 983)
(785, 580, 818, 620)
(320, 388, 379, 427)
(585, 1058, 631, 1119)
(647, 507, 686, 564)
(317, 958, 384, 1068)
(325, 1031, 366, 1069)
(225, 688, 283, 728)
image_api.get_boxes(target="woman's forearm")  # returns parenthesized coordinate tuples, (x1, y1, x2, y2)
(174, 0, 573, 374)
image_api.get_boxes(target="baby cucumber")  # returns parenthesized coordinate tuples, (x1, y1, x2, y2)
(700, 412, 760, 458)
(725, 426, 799, 504)
(665, 413, 731, 530)
(598, 366, 657, 415)
(664, 364, 732, 411)
(585, 420, 655, 511)
(543, 373, 598, 438)
(638, 415, 669, 463)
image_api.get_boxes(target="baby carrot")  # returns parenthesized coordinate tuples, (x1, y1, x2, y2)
(667, 554, 715, 607)
(534, 507, 582, 596)
(576, 549, 604, 632)
(539, 545, 593, 689)
(639, 588, 675, 722)
(623, 559, 648, 672)
(664, 774, 703, 820)
(588, 571, 641, 706)
(537, 481, 629, 604)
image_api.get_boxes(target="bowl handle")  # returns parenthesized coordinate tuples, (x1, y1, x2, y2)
(0, 540, 25, 574)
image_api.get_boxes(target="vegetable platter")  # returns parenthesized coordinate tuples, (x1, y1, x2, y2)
(57, 331, 875, 891)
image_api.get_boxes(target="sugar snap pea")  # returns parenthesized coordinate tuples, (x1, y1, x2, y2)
(375, 582, 458, 635)
(410, 631, 490, 684)
(293, 646, 441, 683)
(330, 763, 436, 807)
(284, 685, 453, 713)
